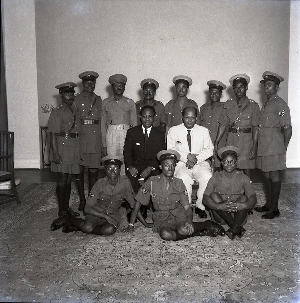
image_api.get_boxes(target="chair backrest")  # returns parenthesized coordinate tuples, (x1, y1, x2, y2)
(0, 131, 14, 172)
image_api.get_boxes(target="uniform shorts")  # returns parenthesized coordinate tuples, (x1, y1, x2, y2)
(79, 153, 101, 169)
(85, 214, 119, 228)
(153, 211, 187, 233)
(256, 154, 286, 172)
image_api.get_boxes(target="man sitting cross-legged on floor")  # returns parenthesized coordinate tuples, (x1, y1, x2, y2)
(203, 146, 257, 240)
(127, 150, 225, 241)
(62, 156, 152, 234)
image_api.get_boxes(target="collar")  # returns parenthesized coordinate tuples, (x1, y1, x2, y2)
(142, 125, 152, 134)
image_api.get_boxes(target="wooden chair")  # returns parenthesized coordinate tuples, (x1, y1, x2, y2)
(0, 131, 20, 203)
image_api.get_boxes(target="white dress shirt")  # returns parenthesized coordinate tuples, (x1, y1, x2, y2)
(167, 123, 213, 164)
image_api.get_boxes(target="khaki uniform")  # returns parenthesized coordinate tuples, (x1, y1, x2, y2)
(204, 170, 255, 202)
(257, 94, 291, 172)
(165, 99, 199, 127)
(135, 175, 189, 232)
(218, 97, 260, 169)
(200, 102, 226, 167)
(74, 92, 104, 168)
(86, 175, 135, 228)
(136, 100, 166, 130)
(48, 103, 81, 174)
(102, 96, 137, 156)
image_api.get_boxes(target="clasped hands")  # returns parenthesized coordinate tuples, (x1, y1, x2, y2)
(217, 201, 247, 212)
(128, 166, 153, 179)
(186, 153, 198, 169)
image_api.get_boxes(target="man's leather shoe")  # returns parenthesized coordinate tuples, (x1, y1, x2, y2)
(225, 228, 236, 240)
(262, 210, 280, 219)
(62, 222, 78, 233)
(255, 205, 269, 213)
(254, 205, 269, 213)
(195, 209, 207, 219)
(51, 215, 71, 231)
(236, 226, 246, 238)
(67, 207, 80, 217)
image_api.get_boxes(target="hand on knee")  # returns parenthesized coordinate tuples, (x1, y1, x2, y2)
(103, 224, 117, 236)
(177, 225, 189, 236)
(81, 223, 94, 234)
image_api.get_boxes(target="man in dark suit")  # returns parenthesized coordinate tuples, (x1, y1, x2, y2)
(124, 105, 166, 217)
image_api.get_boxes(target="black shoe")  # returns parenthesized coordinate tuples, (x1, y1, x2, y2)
(262, 210, 280, 219)
(67, 207, 80, 217)
(51, 214, 72, 231)
(195, 209, 207, 219)
(62, 222, 78, 233)
(254, 205, 269, 213)
(225, 228, 236, 240)
(78, 200, 86, 212)
(236, 226, 246, 238)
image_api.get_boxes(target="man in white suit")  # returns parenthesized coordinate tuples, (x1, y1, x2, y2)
(167, 107, 213, 218)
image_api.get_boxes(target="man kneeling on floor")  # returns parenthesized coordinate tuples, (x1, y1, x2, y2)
(203, 146, 257, 240)
(127, 150, 225, 241)
(62, 156, 152, 234)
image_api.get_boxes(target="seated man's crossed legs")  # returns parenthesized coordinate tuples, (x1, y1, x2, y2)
(175, 162, 212, 218)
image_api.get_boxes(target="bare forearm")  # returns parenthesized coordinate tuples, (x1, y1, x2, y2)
(283, 125, 292, 149)
(185, 207, 193, 222)
(215, 125, 226, 147)
(203, 194, 221, 210)
(129, 202, 141, 225)
(84, 205, 110, 220)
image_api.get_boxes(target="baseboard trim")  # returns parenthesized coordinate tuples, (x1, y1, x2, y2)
(15, 159, 41, 169)
(287, 159, 300, 168)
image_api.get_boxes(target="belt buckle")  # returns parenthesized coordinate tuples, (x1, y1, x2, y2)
(64, 133, 69, 139)
(86, 119, 92, 125)
(236, 127, 240, 133)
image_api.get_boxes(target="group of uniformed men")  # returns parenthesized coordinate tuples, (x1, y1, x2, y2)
(49, 70, 292, 241)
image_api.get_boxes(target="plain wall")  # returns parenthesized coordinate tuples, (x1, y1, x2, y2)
(36, 0, 290, 125)
(2, 0, 40, 168)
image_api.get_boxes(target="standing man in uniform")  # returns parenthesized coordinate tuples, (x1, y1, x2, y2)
(165, 75, 199, 132)
(200, 80, 227, 170)
(102, 74, 137, 159)
(136, 78, 166, 133)
(167, 107, 214, 218)
(214, 74, 261, 177)
(49, 82, 81, 231)
(74, 71, 105, 211)
(124, 105, 166, 217)
(254, 71, 292, 219)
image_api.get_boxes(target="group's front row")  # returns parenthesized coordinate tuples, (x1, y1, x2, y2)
(51, 146, 257, 241)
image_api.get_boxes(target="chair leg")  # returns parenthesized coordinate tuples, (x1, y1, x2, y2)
(11, 173, 20, 204)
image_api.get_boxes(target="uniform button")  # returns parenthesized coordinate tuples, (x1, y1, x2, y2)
(94, 130, 96, 133)
(209, 115, 211, 118)
(82, 104, 84, 106)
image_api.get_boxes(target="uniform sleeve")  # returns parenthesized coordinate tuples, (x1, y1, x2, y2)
(47, 109, 60, 133)
(218, 107, 229, 126)
(251, 102, 261, 126)
(136, 102, 141, 125)
(101, 100, 107, 147)
(86, 179, 103, 207)
(177, 180, 190, 208)
(130, 100, 137, 126)
(157, 102, 166, 124)
(199, 104, 205, 125)
(123, 130, 134, 168)
(124, 178, 136, 208)
(135, 179, 152, 206)
(241, 174, 255, 198)
(165, 101, 172, 127)
(203, 175, 217, 196)
(277, 99, 291, 126)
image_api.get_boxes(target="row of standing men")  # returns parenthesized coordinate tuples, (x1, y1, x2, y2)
(48, 70, 292, 232)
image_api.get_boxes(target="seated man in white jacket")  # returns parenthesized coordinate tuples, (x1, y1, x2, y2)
(167, 107, 213, 218)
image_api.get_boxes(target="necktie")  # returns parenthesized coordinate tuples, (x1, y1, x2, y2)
(187, 129, 191, 152)
(144, 128, 149, 148)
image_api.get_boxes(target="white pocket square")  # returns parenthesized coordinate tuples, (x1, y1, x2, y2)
(136, 143, 141, 146)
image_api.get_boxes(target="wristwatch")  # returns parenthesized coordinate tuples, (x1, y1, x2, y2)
(128, 223, 134, 227)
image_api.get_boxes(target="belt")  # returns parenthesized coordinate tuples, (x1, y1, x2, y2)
(81, 119, 100, 125)
(56, 132, 79, 139)
(229, 127, 252, 133)
(108, 124, 130, 130)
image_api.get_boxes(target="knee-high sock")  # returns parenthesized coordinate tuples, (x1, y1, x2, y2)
(265, 178, 272, 209)
(88, 170, 98, 193)
(64, 183, 71, 209)
(215, 210, 234, 228)
(56, 184, 67, 216)
(271, 180, 281, 211)
(76, 174, 86, 203)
